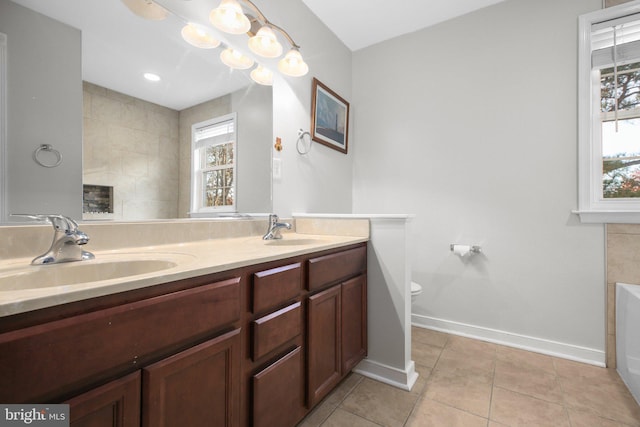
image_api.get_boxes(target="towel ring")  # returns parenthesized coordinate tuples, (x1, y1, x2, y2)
(296, 129, 312, 155)
(33, 144, 62, 168)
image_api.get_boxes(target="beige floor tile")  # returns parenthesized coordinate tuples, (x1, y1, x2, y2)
(298, 374, 364, 427)
(412, 340, 443, 369)
(434, 347, 495, 379)
(489, 387, 570, 426)
(324, 373, 364, 406)
(554, 359, 624, 387)
(568, 409, 635, 427)
(405, 397, 487, 427)
(495, 345, 556, 375)
(412, 327, 449, 348)
(320, 408, 380, 427)
(445, 335, 497, 359)
(425, 367, 493, 417)
(560, 375, 640, 426)
(494, 359, 564, 404)
(300, 331, 640, 427)
(297, 399, 337, 427)
(340, 378, 420, 427)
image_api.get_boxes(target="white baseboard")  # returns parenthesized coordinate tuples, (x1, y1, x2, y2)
(353, 359, 420, 391)
(411, 313, 606, 367)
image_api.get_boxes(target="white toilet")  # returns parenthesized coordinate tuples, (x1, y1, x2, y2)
(411, 281, 422, 303)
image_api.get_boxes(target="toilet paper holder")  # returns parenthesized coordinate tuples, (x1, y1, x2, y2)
(450, 244, 482, 254)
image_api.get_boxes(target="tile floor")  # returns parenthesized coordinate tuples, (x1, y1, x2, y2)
(297, 326, 640, 427)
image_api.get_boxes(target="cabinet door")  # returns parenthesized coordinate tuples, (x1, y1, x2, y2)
(142, 329, 241, 427)
(341, 275, 367, 373)
(252, 347, 304, 427)
(307, 285, 341, 408)
(66, 371, 141, 427)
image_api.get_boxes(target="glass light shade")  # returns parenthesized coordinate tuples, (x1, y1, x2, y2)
(120, 0, 168, 20)
(220, 48, 254, 70)
(248, 26, 283, 58)
(250, 65, 273, 86)
(209, 0, 251, 35)
(181, 23, 221, 49)
(277, 48, 309, 77)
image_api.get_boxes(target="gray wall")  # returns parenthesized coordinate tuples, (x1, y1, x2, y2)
(232, 85, 272, 213)
(267, 0, 354, 216)
(352, 0, 607, 362)
(0, 0, 82, 221)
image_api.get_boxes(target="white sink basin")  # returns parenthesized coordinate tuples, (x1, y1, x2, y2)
(0, 253, 195, 291)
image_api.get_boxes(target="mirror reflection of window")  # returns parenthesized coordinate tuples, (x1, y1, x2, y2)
(191, 113, 237, 215)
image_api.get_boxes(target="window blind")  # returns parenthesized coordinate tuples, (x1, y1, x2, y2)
(194, 118, 235, 150)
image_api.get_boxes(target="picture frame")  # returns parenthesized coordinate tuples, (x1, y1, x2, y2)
(311, 78, 350, 154)
(604, 0, 633, 7)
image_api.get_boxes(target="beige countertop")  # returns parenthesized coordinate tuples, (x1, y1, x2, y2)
(0, 232, 368, 318)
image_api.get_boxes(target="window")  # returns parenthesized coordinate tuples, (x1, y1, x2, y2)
(190, 113, 237, 215)
(578, 3, 640, 222)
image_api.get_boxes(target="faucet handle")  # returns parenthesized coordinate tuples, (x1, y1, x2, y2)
(12, 214, 79, 233)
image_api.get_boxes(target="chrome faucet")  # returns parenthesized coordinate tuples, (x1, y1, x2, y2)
(262, 214, 291, 240)
(13, 214, 95, 265)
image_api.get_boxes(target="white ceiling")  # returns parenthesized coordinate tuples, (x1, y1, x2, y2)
(302, 0, 509, 51)
(10, 0, 508, 110)
(11, 0, 254, 110)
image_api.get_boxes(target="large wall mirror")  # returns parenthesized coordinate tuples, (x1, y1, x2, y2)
(0, 0, 272, 223)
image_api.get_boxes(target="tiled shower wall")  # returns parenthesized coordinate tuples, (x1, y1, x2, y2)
(606, 224, 640, 367)
(82, 82, 180, 220)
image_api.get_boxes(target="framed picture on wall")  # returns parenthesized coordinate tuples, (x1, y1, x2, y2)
(311, 78, 350, 154)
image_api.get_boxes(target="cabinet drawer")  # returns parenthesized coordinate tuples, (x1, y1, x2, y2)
(252, 346, 304, 427)
(308, 245, 366, 291)
(0, 277, 241, 403)
(252, 302, 302, 361)
(252, 263, 301, 313)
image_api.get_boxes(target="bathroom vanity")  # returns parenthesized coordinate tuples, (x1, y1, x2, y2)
(0, 219, 368, 427)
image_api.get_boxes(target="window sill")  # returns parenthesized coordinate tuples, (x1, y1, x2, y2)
(573, 210, 640, 224)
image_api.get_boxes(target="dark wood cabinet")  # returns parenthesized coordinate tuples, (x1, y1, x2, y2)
(341, 275, 367, 373)
(1, 242, 367, 427)
(252, 347, 304, 427)
(142, 329, 241, 427)
(306, 248, 368, 410)
(66, 371, 141, 427)
(307, 285, 342, 407)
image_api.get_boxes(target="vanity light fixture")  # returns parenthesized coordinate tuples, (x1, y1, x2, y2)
(209, 0, 309, 77)
(120, 0, 168, 21)
(121, 0, 309, 81)
(181, 23, 221, 49)
(220, 48, 255, 69)
(250, 65, 273, 86)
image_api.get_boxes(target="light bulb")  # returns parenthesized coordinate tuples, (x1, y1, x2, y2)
(278, 48, 309, 77)
(250, 65, 273, 86)
(209, 0, 251, 35)
(248, 26, 283, 58)
(220, 48, 254, 70)
(120, 0, 168, 20)
(181, 23, 221, 49)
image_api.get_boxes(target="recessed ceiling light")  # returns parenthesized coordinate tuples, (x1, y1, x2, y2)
(143, 72, 161, 82)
